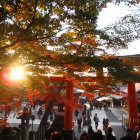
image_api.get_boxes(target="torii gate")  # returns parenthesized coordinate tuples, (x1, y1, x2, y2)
(48, 54, 140, 131)
(127, 82, 138, 129)
(1, 56, 139, 136)
(120, 54, 140, 129)
(46, 76, 139, 140)
(46, 77, 73, 140)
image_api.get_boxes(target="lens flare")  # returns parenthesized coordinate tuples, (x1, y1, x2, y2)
(10, 66, 25, 80)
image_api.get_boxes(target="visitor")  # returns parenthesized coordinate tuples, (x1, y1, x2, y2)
(133, 126, 140, 139)
(87, 110, 90, 118)
(92, 131, 103, 140)
(87, 109, 92, 117)
(97, 129, 106, 140)
(86, 116, 92, 128)
(45, 127, 55, 140)
(80, 131, 90, 140)
(103, 118, 109, 136)
(38, 106, 43, 119)
(2, 127, 17, 140)
(50, 110, 53, 121)
(84, 105, 87, 111)
(83, 115, 86, 124)
(82, 109, 86, 118)
(12, 127, 22, 140)
(83, 118, 87, 128)
(93, 113, 99, 129)
(77, 116, 82, 133)
(51, 131, 63, 140)
(99, 102, 102, 110)
(106, 127, 116, 140)
(8, 106, 11, 116)
(103, 118, 106, 128)
(103, 102, 107, 110)
(120, 128, 135, 140)
(88, 126, 94, 138)
(74, 110, 79, 123)
(90, 102, 93, 111)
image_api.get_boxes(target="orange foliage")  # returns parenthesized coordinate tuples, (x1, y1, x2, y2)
(64, 64, 79, 70)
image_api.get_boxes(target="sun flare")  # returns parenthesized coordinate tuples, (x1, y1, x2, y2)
(10, 66, 25, 80)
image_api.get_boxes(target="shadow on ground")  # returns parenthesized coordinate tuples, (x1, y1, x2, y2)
(105, 109, 125, 140)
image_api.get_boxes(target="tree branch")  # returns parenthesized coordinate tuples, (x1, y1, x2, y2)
(23, 0, 38, 31)
(0, 28, 69, 52)
(0, 39, 20, 52)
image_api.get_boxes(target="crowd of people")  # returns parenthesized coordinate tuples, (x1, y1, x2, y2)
(73, 99, 140, 140)
(79, 126, 116, 140)
(1, 98, 140, 140)
(74, 100, 110, 132)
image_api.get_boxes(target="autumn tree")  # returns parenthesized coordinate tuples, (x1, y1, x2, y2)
(0, 0, 140, 103)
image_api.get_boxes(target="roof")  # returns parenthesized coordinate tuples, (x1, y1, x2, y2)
(122, 83, 140, 93)
(109, 94, 124, 100)
(74, 89, 84, 94)
(118, 54, 140, 66)
(110, 83, 140, 100)
(123, 54, 140, 58)
(96, 96, 111, 101)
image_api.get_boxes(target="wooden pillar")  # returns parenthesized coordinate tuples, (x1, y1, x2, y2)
(64, 80, 73, 130)
(127, 82, 138, 129)
(63, 80, 74, 140)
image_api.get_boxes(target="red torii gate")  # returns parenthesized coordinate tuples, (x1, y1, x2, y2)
(46, 76, 138, 135)
(0, 66, 139, 134)
(119, 54, 140, 128)
(127, 82, 138, 129)
(45, 77, 73, 139)
(46, 77, 73, 130)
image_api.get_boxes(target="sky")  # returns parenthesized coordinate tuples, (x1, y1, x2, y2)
(97, 3, 140, 56)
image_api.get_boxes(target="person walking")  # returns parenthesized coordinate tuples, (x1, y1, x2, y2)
(8, 106, 11, 116)
(93, 113, 99, 130)
(82, 109, 86, 118)
(50, 110, 53, 121)
(86, 116, 92, 128)
(83, 117, 87, 128)
(38, 106, 43, 119)
(77, 116, 82, 133)
(103, 118, 106, 125)
(90, 102, 93, 111)
(74, 110, 79, 123)
(103, 118, 109, 136)
(87, 109, 92, 118)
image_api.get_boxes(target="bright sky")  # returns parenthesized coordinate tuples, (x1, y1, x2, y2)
(97, 3, 140, 56)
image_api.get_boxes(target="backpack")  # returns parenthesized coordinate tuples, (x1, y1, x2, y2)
(94, 116, 97, 121)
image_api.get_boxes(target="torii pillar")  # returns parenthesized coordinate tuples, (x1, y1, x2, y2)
(63, 80, 74, 140)
(127, 82, 139, 129)
(47, 77, 74, 138)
